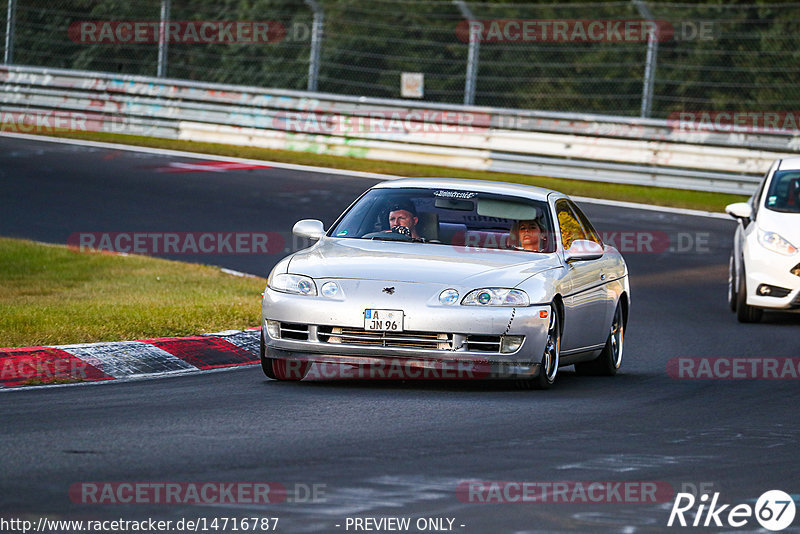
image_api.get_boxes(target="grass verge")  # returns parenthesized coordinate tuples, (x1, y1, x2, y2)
(27, 130, 747, 212)
(0, 237, 264, 348)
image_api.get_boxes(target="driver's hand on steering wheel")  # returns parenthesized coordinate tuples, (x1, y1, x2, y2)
(391, 225, 411, 236)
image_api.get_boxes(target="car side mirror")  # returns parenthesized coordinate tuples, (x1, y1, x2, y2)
(564, 240, 604, 262)
(292, 219, 325, 241)
(725, 202, 752, 221)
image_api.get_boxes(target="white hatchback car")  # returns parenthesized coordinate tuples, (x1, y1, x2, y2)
(727, 157, 800, 322)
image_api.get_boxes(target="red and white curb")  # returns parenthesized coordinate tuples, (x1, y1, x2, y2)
(0, 328, 261, 389)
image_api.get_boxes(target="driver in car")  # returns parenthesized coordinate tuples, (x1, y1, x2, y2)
(387, 202, 422, 239)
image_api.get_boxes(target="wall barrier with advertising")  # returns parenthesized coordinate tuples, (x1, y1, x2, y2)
(2, 64, 799, 195)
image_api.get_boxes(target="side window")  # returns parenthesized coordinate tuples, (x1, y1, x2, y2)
(568, 200, 602, 245)
(555, 199, 586, 250)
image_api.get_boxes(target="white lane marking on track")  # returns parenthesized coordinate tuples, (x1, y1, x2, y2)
(0, 132, 737, 220)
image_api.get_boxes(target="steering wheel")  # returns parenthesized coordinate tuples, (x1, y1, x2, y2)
(361, 232, 412, 241)
(361, 227, 413, 241)
(391, 225, 411, 236)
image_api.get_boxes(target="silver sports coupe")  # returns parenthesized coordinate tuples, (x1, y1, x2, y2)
(261, 178, 629, 388)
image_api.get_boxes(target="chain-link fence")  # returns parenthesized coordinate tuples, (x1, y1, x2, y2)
(2, 0, 800, 118)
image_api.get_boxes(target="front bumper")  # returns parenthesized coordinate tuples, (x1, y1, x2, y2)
(264, 346, 544, 380)
(745, 245, 800, 310)
(261, 281, 551, 378)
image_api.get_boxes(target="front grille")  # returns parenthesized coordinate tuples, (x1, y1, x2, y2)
(792, 293, 800, 308)
(464, 335, 502, 352)
(279, 322, 309, 341)
(318, 326, 452, 350)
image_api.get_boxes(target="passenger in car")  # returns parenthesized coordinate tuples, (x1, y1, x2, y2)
(790, 179, 800, 208)
(509, 219, 543, 252)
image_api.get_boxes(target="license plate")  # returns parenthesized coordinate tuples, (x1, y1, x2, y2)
(364, 309, 404, 332)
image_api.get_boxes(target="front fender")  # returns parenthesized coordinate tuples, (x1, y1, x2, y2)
(516, 266, 570, 305)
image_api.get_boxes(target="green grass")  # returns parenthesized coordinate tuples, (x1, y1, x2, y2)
(0, 237, 265, 348)
(36, 130, 747, 212)
(21, 376, 86, 386)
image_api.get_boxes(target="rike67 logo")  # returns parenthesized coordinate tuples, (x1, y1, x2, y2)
(668, 490, 796, 531)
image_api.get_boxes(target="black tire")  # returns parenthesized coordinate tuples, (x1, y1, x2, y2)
(735, 261, 763, 323)
(575, 302, 624, 376)
(518, 306, 560, 390)
(727, 253, 737, 313)
(260, 330, 310, 381)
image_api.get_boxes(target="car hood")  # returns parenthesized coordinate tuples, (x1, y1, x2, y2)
(286, 237, 561, 287)
(758, 208, 800, 247)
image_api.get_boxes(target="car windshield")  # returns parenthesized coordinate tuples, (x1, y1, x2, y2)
(765, 170, 800, 214)
(329, 187, 556, 253)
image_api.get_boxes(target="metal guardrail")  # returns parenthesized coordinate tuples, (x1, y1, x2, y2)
(2, 64, 798, 195)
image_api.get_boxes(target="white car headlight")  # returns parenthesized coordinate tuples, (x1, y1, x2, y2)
(320, 281, 341, 298)
(462, 288, 529, 306)
(757, 229, 798, 256)
(439, 289, 460, 305)
(269, 273, 317, 296)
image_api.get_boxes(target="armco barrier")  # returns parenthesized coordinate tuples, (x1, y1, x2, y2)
(2, 65, 799, 194)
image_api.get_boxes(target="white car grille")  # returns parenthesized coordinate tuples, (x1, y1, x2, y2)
(463, 335, 502, 353)
(275, 323, 510, 353)
(278, 322, 310, 341)
(318, 326, 453, 350)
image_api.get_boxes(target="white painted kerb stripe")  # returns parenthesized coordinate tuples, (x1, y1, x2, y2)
(59, 341, 195, 378)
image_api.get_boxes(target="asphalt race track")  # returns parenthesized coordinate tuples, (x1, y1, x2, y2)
(1, 135, 799, 533)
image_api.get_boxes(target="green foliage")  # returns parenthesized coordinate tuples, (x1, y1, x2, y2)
(5, 0, 800, 115)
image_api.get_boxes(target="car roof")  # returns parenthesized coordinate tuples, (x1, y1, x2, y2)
(372, 178, 562, 201)
(777, 157, 800, 171)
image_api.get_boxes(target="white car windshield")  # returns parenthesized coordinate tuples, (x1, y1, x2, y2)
(765, 171, 800, 214)
(329, 187, 556, 253)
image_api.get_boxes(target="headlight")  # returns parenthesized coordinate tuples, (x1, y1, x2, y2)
(462, 288, 529, 306)
(320, 281, 341, 298)
(269, 273, 317, 296)
(439, 288, 460, 305)
(758, 229, 798, 256)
